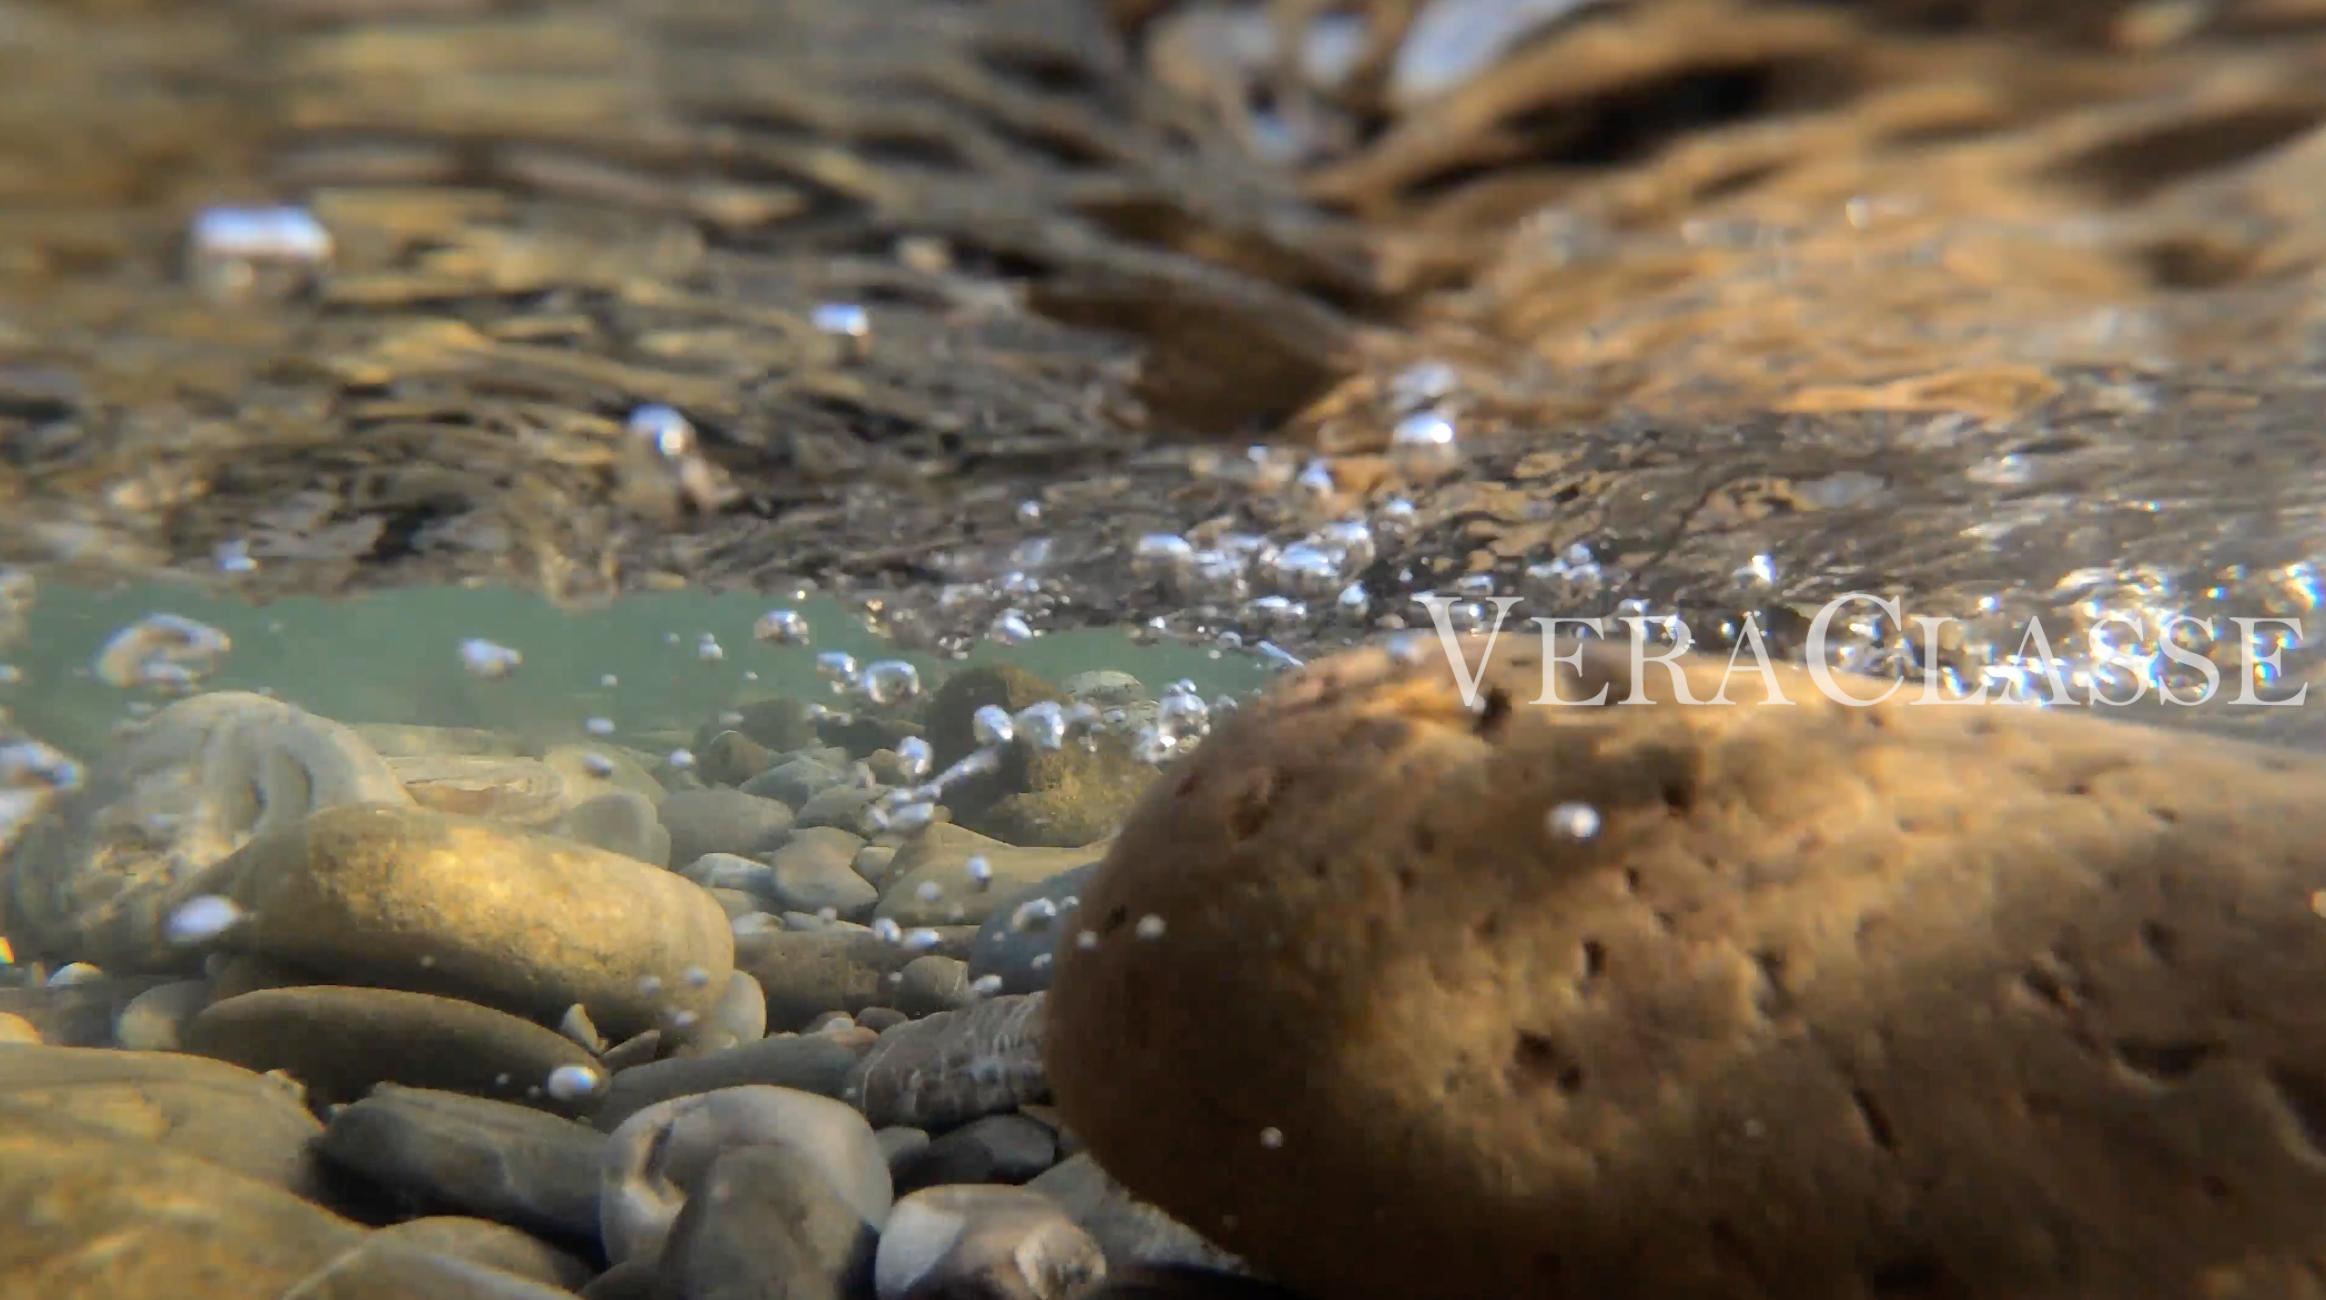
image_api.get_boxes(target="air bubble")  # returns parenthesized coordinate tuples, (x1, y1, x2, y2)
(165, 895, 244, 946)
(186, 204, 332, 299)
(859, 660, 922, 706)
(1013, 701, 1066, 750)
(1134, 913, 1168, 940)
(1546, 801, 1601, 841)
(459, 638, 522, 680)
(754, 609, 811, 645)
(1390, 410, 1461, 477)
(966, 855, 993, 889)
(546, 1063, 603, 1102)
(971, 704, 1014, 747)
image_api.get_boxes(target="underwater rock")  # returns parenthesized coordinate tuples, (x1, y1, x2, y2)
(595, 1028, 868, 1131)
(660, 786, 795, 865)
(385, 754, 570, 827)
(541, 743, 667, 807)
(555, 789, 670, 867)
(770, 826, 879, 919)
(891, 1112, 1059, 1194)
(928, 665, 1153, 847)
(171, 803, 732, 1039)
(875, 1184, 1105, 1300)
(1025, 1156, 1243, 1277)
(0, 1105, 365, 1295)
(668, 969, 769, 1058)
(969, 861, 1100, 996)
(367, 1216, 595, 1292)
(845, 993, 1049, 1130)
(876, 823, 1102, 928)
(3, 690, 412, 969)
(743, 751, 854, 808)
(320, 1084, 606, 1242)
(186, 985, 599, 1112)
(735, 925, 932, 1031)
(113, 976, 210, 1051)
(658, 1143, 882, 1300)
(0, 1043, 326, 1196)
(599, 1084, 891, 1264)
(696, 728, 777, 787)
(732, 696, 823, 752)
(1047, 636, 2326, 1300)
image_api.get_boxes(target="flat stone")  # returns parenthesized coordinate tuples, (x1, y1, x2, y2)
(0, 1104, 364, 1296)
(0, 1042, 327, 1196)
(541, 744, 668, 807)
(797, 783, 886, 832)
(893, 1112, 1060, 1193)
(769, 825, 877, 919)
(385, 755, 570, 828)
(681, 851, 774, 895)
(845, 994, 1049, 1130)
(1045, 637, 2326, 1300)
(696, 728, 777, 787)
(875, 1183, 1105, 1300)
(659, 1144, 881, 1299)
(896, 954, 972, 1016)
(370, 1217, 594, 1291)
(735, 925, 928, 1030)
(319, 1084, 606, 1241)
(595, 1029, 868, 1132)
(732, 697, 823, 752)
(661, 787, 796, 865)
(554, 789, 671, 867)
(743, 752, 852, 807)
(875, 824, 1100, 928)
(177, 803, 733, 1038)
(186, 985, 599, 1111)
(0, 1012, 35, 1043)
(600, 1084, 892, 1264)
(280, 1235, 579, 1299)
(968, 862, 1098, 995)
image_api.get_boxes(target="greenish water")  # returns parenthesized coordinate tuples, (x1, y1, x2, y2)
(3, 582, 1276, 762)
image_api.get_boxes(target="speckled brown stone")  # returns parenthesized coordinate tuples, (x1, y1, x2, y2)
(1047, 636, 2326, 1300)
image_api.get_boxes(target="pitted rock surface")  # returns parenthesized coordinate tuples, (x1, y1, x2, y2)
(1048, 636, 2326, 1300)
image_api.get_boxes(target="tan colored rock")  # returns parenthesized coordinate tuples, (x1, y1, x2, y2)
(1048, 637, 2326, 1300)
(176, 803, 732, 1038)
(0, 1012, 35, 1044)
(846, 993, 1049, 1129)
(0, 1104, 363, 1295)
(113, 976, 211, 1050)
(875, 823, 1102, 927)
(386, 754, 570, 827)
(0, 1043, 326, 1195)
(187, 985, 599, 1112)
(3, 691, 412, 969)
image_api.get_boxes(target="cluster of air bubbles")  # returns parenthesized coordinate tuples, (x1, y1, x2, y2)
(621, 404, 734, 514)
(165, 894, 245, 946)
(1015, 700, 1068, 751)
(896, 736, 934, 781)
(0, 737, 81, 856)
(811, 302, 872, 359)
(696, 633, 725, 663)
(460, 638, 523, 680)
(989, 610, 1034, 646)
(185, 204, 332, 299)
(753, 608, 811, 646)
(1132, 684, 1215, 766)
(95, 614, 232, 691)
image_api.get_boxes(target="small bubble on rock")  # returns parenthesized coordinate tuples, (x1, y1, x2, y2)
(165, 895, 243, 946)
(916, 880, 944, 904)
(902, 928, 941, 952)
(545, 1063, 602, 1102)
(969, 973, 1004, 997)
(871, 918, 904, 944)
(1076, 930, 1100, 951)
(1010, 898, 1058, 933)
(965, 855, 992, 889)
(1134, 914, 1168, 940)
(1260, 1127, 1285, 1149)
(585, 716, 615, 736)
(1547, 801, 1602, 841)
(859, 659, 922, 706)
(668, 749, 697, 771)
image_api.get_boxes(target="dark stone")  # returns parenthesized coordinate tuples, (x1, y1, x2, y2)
(319, 1084, 605, 1242)
(893, 1113, 1059, 1193)
(658, 1144, 880, 1300)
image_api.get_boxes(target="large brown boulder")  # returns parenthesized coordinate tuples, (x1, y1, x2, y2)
(1047, 636, 2326, 1300)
